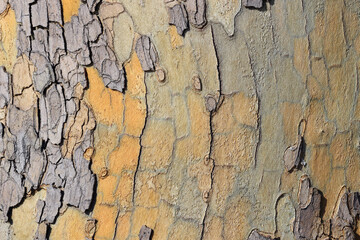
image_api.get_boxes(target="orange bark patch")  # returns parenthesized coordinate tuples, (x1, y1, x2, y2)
(108, 135, 141, 174)
(87, 52, 146, 239)
(85, 67, 125, 132)
(61, 0, 81, 23)
(93, 204, 118, 239)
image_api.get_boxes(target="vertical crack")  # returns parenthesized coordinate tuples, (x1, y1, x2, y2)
(199, 113, 215, 240)
(131, 72, 149, 204)
(112, 208, 121, 240)
(199, 24, 221, 240)
(245, 39, 261, 169)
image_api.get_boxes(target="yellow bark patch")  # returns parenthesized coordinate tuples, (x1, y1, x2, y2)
(323, 0, 346, 67)
(50, 208, 88, 240)
(175, 135, 209, 163)
(223, 197, 251, 240)
(91, 125, 119, 174)
(130, 207, 159, 237)
(307, 75, 323, 100)
(168, 219, 201, 239)
(323, 168, 345, 220)
(115, 172, 134, 209)
(203, 216, 223, 240)
(141, 119, 175, 169)
(329, 132, 351, 168)
(355, 35, 360, 56)
(134, 171, 161, 207)
(114, 212, 132, 240)
(97, 174, 118, 204)
(309, 146, 331, 194)
(124, 52, 146, 97)
(281, 102, 302, 144)
(304, 101, 336, 146)
(293, 37, 310, 82)
(213, 126, 256, 170)
(12, 190, 46, 240)
(12, 55, 37, 111)
(280, 170, 298, 193)
(123, 52, 146, 137)
(0, 7, 17, 72)
(309, 12, 325, 57)
(213, 95, 236, 134)
(172, 95, 190, 138)
(232, 92, 258, 128)
(347, 156, 360, 197)
(168, 25, 184, 49)
(188, 91, 210, 137)
(209, 167, 236, 216)
(13, 87, 37, 111)
(124, 94, 146, 137)
(12, 55, 34, 95)
(311, 57, 328, 88)
(152, 201, 175, 240)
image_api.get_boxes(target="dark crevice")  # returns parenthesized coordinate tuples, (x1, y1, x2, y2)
(131, 72, 149, 204)
(199, 24, 222, 240)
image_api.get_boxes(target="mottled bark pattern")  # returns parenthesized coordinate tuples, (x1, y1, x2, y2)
(0, 0, 359, 239)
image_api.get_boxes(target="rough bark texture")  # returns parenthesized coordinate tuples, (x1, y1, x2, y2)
(0, 0, 360, 239)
